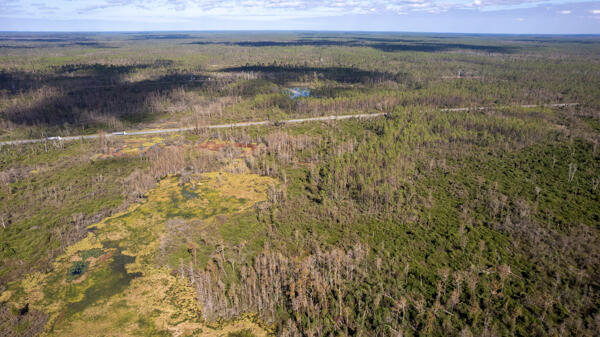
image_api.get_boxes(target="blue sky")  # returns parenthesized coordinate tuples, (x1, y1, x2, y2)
(1, 0, 599, 33)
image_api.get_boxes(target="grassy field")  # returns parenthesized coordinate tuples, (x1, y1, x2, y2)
(0, 32, 599, 336)
(1, 171, 275, 336)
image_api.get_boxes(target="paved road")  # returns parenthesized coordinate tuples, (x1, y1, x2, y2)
(440, 102, 578, 112)
(0, 103, 579, 146)
(0, 113, 386, 146)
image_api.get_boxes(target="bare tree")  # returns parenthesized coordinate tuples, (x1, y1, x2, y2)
(568, 163, 577, 182)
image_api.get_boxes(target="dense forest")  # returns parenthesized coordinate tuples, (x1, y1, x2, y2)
(0, 32, 599, 336)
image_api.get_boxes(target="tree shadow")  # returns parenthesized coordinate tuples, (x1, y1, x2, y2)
(0, 34, 119, 49)
(367, 42, 518, 53)
(341, 37, 425, 43)
(188, 38, 519, 54)
(0, 37, 66, 42)
(1, 64, 206, 128)
(0, 45, 37, 49)
(188, 39, 351, 48)
(0, 42, 118, 49)
(513, 38, 599, 44)
(0, 70, 42, 92)
(1, 61, 176, 93)
(129, 34, 196, 40)
(220, 64, 412, 86)
(54, 61, 174, 75)
(70, 42, 120, 48)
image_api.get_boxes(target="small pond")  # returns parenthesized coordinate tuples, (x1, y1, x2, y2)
(286, 88, 311, 99)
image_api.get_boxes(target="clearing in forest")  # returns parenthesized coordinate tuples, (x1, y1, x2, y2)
(0, 172, 277, 337)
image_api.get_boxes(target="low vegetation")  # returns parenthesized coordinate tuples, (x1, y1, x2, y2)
(0, 32, 599, 336)
(2, 170, 275, 336)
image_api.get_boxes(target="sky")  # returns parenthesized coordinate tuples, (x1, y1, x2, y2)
(1, 0, 599, 34)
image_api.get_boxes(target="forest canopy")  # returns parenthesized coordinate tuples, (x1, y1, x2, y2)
(0, 32, 599, 337)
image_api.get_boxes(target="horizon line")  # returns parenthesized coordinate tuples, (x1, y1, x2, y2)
(1, 30, 600, 37)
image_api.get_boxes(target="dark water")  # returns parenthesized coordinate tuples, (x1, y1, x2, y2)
(64, 241, 141, 315)
(287, 88, 311, 99)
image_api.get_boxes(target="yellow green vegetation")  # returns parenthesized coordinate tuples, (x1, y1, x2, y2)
(0, 172, 276, 336)
(90, 134, 184, 160)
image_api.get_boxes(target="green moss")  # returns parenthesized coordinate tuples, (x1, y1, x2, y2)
(65, 245, 141, 317)
(80, 248, 104, 261)
(181, 185, 199, 200)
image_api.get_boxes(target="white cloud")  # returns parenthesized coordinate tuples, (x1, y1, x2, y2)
(4, 0, 600, 23)
(4, 0, 588, 19)
(515, 17, 524, 21)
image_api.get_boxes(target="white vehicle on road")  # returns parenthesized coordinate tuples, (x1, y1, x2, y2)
(0, 103, 580, 147)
